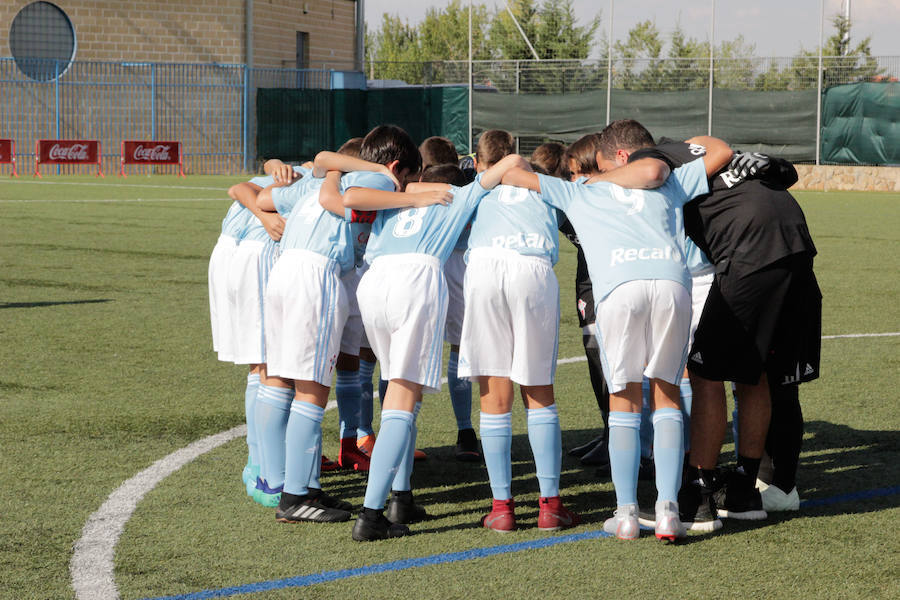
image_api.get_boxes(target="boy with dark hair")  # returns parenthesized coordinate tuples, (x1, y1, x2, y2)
(419, 136, 459, 169)
(530, 142, 568, 179)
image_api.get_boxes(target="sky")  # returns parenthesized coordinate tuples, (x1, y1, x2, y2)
(363, 0, 900, 58)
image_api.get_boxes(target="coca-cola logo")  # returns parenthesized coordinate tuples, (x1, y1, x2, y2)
(133, 144, 172, 162)
(49, 143, 89, 161)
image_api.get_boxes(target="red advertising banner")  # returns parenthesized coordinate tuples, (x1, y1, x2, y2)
(35, 139, 103, 177)
(120, 140, 184, 177)
(0, 139, 18, 177)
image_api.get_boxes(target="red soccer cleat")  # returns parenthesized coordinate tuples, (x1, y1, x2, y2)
(537, 496, 582, 531)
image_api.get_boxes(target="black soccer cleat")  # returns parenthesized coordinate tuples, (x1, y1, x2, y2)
(678, 476, 723, 533)
(385, 490, 428, 524)
(307, 487, 353, 512)
(714, 469, 768, 520)
(276, 494, 352, 523)
(568, 433, 604, 458)
(455, 427, 482, 462)
(352, 508, 410, 541)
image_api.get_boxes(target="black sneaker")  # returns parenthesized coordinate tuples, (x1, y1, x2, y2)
(385, 490, 428, 524)
(455, 428, 481, 462)
(307, 487, 353, 512)
(568, 434, 604, 458)
(351, 508, 410, 541)
(276, 494, 351, 523)
(580, 438, 610, 468)
(678, 480, 723, 533)
(714, 469, 768, 520)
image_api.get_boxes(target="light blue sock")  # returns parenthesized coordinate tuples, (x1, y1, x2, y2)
(679, 376, 693, 451)
(391, 402, 421, 492)
(336, 369, 360, 440)
(608, 411, 642, 507)
(363, 409, 414, 510)
(283, 401, 324, 496)
(254, 384, 293, 489)
(640, 377, 654, 459)
(527, 404, 561, 498)
(245, 373, 261, 467)
(447, 351, 472, 430)
(480, 412, 513, 500)
(652, 408, 685, 503)
(357, 359, 376, 437)
(308, 436, 322, 490)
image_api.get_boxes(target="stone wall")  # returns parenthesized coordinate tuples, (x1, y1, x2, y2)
(794, 165, 900, 192)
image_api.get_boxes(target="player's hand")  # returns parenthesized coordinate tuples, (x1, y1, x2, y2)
(411, 190, 453, 207)
(729, 151, 771, 179)
(272, 164, 300, 185)
(259, 211, 286, 242)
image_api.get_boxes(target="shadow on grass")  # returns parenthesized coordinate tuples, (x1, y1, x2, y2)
(0, 298, 113, 309)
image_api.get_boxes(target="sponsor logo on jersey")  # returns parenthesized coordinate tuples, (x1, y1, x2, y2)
(491, 232, 549, 251)
(351, 210, 376, 224)
(719, 170, 742, 188)
(610, 245, 682, 267)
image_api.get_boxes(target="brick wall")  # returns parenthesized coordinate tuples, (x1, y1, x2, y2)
(0, 0, 358, 68)
(794, 165, 900, 192)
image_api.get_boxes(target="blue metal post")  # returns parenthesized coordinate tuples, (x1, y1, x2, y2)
(55, 60, 60, 174)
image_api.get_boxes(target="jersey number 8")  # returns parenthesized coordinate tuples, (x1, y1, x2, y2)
(392, 207, 427, 238)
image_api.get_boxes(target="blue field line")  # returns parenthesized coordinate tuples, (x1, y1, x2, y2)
(142, 485, 900, 600)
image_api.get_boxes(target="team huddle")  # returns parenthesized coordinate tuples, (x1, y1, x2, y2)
(208, 119, 821, 542)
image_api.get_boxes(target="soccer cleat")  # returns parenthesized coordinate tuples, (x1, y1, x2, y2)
(481, 498, 516, 533)
(252, 478, 282, 508)
(320, 454, 339, 472)
(351, 508, 410, 541)
(580, 438, 610, 468)
(356, 434, 376, 456)
(757, 481, 800, 512)
(455, 428, 482, 462)
(715, 470, 768, 520)
(244, 463, 260, 497)
(414, 448, 427, 461)
(385, 490, 428, 524)
(276, 494, 352, 523)
(603, 504, 640, 540)
(537, 496, 581, 531)
(338, 438, 371, 471)
(568, 433, 604, 458)
(678, 479, 723, 533)
(654, 500, 687, 542)
(307, 487, 353, 511)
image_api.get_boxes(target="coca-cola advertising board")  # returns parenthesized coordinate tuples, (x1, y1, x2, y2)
(0, 139, 17, 176)
(120, 140, 184, 177)
(35, 139, 103, 177)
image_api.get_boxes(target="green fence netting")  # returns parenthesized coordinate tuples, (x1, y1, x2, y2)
(821, 82, 899, 165)
(257, 86, 469, 161)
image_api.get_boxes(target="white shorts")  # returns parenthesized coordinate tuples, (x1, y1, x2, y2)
(340, 268, 363, 356)
(443, 248, 466, 345)
(264, 249, 349, 385)
(208, 234, 238, 361)
(227, 240, 265, 365)
(357, 254, 447, 392)
(691, 271, 714, 347)
(594, 279, 691, 393)
(458, 248, 560, 386)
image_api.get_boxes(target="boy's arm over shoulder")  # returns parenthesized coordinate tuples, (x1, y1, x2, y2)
(588, 158, 670, 189)
(314, 151, 400, 190)
(318, 171, 345, 216)
(343, 185, 452, 210)
(228, 181, 285, 241)
(480, 154, 531, 189)
(685, 136, 733, 178)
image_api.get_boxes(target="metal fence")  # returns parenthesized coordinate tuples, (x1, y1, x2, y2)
(2, 55, 897, 174)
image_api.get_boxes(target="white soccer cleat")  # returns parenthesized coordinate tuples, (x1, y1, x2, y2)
(654, 500, 687, 542)
(603, 504, 640, 540)
(757, 481, 800, 512)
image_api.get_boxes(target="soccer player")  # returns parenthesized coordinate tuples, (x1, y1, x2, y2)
(460, 130, 580, 532)
(338, 139, 528, 541)
(501, 123, 732, 541)
(419, 135, 482, 461)
(626, 137, 819, 526)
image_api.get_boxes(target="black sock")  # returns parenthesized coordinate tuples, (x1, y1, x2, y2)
(279, 491, 307, 508)
(736, 455, 761, 482)
(767, 383, 803, 493)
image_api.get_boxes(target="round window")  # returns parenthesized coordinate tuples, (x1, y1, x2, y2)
(9, 2, 77, 82)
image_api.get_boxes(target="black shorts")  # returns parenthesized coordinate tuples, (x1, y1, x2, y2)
(688, 253, 821, 386)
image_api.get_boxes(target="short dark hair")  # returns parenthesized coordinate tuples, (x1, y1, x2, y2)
(419, 136, 458, 169)
(566, 133, 602, 176)
(360, 125, 422, 174)
(337, 137, 363, 158)
(420, 164, 468, 186)
(475, 129, 514, 168)
(597, 119, 655, 159)
(530, 142, 568, 178)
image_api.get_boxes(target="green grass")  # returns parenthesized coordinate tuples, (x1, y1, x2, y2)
(1, 177, 898, 600)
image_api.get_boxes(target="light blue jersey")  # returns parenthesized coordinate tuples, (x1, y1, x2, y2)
(241, 175, 277, 242)
(685, 236, 713, 277)
(278, 176, 358, 275)
(340, 171, 395, 266)
(467, 184, 560, 265)
(537, 158, 709, 301)
(220, 201, 251, 238)
(365, 175, 491, 265)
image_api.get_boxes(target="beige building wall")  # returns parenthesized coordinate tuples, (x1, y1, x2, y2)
(0, 0, 358, 68)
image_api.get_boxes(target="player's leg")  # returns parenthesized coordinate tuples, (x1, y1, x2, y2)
(243, 365, 262, 495)
(337, 269, 370, 470)
(568, 325, 611, 468)
(479, 376, 516, 532)
(760, 381, 802, 511)
(253, 368, 293, 507)
(357, 345, 377, 453)
(445, 248, 479, 461)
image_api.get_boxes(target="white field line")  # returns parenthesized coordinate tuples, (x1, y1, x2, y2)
(69, 330, 900, 600)
(7, 179, 228, 191)
(0, 197, 226, 204)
